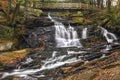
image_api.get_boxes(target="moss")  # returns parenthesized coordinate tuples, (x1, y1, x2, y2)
(0, 25, 14, 40)
(71, 17, 84, 23)
(59, 11, 71, 17)
(34, 9, 43, 17)
(71, 11, 83, 17)
(0, 49, 31, 66)
(84, 19, 92, 24)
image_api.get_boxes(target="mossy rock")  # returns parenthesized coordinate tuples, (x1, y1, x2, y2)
(25, 8, 42, 17)
(84, 19, 92, 25)
(71, 17, 84, 24)
(71, 11, 83, 17)
(0, 49, 31, 66)
(59, 11, 71, 17)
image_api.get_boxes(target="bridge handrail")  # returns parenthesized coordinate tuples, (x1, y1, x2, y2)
(36, 2, 93, 9)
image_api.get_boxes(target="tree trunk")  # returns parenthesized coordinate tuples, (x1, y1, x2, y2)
(100, 0, 104, 8)
(8, 0, 11, 14)
(107, 0, 112, 13)
(9, 3, 20, 26)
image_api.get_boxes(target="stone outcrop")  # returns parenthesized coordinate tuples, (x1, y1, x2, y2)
(23, 17, 55, 49)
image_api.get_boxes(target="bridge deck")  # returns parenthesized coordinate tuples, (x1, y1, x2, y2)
(36, 3, 94, 10)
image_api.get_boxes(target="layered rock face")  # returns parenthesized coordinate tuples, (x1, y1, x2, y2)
(23, 17, 55, 48)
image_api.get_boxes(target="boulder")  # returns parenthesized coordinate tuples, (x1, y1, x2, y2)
(0, 41, 13, 51)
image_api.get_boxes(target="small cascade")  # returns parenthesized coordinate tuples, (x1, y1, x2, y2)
(48, 14, 82, 48)
(98, 26, 117, 43)
(82, 27, 87, 39)
(1, 51, 82, 79)
(52, 51, 57, 58)
(98, 25, 118, 53)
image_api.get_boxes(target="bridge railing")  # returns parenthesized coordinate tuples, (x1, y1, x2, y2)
(36, 2, 93, 9)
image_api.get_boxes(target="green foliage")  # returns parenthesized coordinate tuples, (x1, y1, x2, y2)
(18, 0, 25, 5)
(105, 9, 120, 26)
(72, 17, 84, 23)
(0, 25, 14, 39)
(71, 11, 83, 17)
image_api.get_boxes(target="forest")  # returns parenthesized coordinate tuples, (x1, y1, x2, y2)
(0, 0, 120, 80)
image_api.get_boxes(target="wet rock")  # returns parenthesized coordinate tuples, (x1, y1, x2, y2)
(84, 52, 103, 61)
(20, 16, 56, 49)
(23, 25, 55, 48)
(64, 61, 84, 67)
(3, 63, 16, 70)
(20, 57, 42, 69)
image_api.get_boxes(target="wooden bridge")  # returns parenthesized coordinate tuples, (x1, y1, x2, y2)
(35, 2, 95, 11)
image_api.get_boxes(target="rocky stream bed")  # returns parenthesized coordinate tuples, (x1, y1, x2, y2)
(0, 15, 120, 80)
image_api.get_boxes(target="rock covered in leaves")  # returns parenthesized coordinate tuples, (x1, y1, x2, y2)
(0, 49, 31, 68)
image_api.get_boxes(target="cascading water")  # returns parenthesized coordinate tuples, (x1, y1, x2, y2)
(48, 14, 82, 48)
(98, 25, 117, 43)
(0, 15, 119, 80)
(82, 27, 87, 39)
(98, 25, 118, 52)
(0, 14, 84, 80)
(1, 51, 83, 80)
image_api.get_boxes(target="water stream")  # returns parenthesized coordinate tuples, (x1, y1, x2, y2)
(98, 25, 117, 43)
(49, 14, 82, 48)
(82, 27, 87, 39)
(0, 15, 119, 80)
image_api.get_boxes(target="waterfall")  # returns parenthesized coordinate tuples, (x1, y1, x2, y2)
(48, 14, 82, 48)
(2, 15, 119, 80)
(1, 51, 82, 79)
(82, 28, 87, 39)
(1, 14, 84, 80)
(98, 26, 117, 43)
(98, 26, 118, 52)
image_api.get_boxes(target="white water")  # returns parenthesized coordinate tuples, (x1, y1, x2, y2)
(98, 26, 117, 43)
(1, 51, 82, 79)
(48, 14, 82, 48)
(67, 51, 87, 55)
(98, 25, 118, 53)
(1, 14, 84, 79)
(82, 28, 87, 39)
(101, 44, 112, 53)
